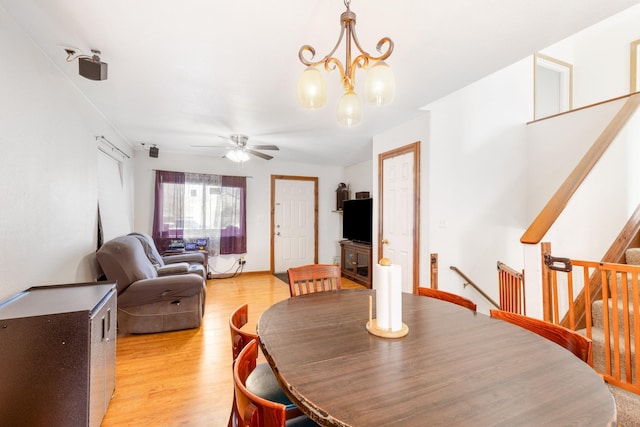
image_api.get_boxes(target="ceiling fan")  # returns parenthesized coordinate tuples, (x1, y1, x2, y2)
(193, 134, 279, 161)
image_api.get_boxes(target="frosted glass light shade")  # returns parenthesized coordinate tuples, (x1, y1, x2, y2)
(226, 149, 250, 163)
(297, 67, 327, 109)
(364, 61, 395, 106)
(337, 90, 362, 127)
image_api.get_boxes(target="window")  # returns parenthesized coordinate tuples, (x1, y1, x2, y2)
(152, 170, 246, 255)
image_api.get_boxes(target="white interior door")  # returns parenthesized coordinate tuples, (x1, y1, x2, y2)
(380, 144, 419, 294)
(273, 178, 316, 273)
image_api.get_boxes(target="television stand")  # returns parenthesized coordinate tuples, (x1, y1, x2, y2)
(340, 240, 372, 288)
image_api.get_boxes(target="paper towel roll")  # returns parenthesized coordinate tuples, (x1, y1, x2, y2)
(374, 263, 390, 329)
(389, 264, 402, 331)
(374, 262, 403, 332)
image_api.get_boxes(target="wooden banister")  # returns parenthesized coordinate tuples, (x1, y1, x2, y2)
(521, 93, 640, 244)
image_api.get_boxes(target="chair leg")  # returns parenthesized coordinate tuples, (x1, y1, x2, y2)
(228, 392, 239, 427)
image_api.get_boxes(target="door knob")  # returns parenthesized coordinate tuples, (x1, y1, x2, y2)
(381, 239, 389, 245)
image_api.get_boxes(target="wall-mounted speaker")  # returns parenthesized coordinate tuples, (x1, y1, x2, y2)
(79, 57, 108, 81)
(149, 146, 159, 158)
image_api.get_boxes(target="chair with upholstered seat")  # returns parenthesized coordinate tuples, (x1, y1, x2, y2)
(287, 264, 342, 297)
(229, 304, 300, 427)
(234, 339, 318, 427)
(489, 309, 592, 365)
(417, 287, 477, 312)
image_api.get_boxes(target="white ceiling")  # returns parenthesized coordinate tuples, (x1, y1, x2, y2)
(2, 0, 639, 166)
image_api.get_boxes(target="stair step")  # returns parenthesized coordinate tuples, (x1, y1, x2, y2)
(578, 323, 640, 426)
(610, 271, 640, 300)
(578, 326, 637, 384)
(591, 298, 637, 335)
(608, 384, 640, 427)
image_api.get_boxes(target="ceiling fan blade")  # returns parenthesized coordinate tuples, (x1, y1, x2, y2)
(247, 149, 273, 160)
(250, 144, 279, 151)
(191, 145, 229, 148)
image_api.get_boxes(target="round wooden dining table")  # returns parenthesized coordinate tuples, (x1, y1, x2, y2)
(257, 289, 616, 427)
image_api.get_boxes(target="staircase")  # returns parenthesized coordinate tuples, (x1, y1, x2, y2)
(578, 248, 640, 426)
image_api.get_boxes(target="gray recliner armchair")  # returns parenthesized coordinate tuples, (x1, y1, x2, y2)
(96, 235, 206, 334)
(128, 232, 207, 279)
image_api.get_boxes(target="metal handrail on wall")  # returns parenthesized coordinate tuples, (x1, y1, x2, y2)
(449, 266, 500, 309)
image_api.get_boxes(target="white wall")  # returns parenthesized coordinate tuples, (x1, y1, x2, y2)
(133, 151, 345, 273)
(525, 97, 625, 222)
(0, 5, 134, 301)
(412, 58, 532, 314)
(345, 159, 373, 197)
(544, 105, 640, 260)
(404, 7, 640, 316)
(541, 3, 640, 109)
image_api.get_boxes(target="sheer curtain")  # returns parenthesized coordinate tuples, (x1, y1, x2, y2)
(184, 172, 222, 255)
(152, 170, 246, 255)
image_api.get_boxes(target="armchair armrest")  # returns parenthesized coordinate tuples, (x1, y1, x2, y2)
(118, 274, 205, 308)
(162, 252, 206, 265)
(157, 262, 189, 276)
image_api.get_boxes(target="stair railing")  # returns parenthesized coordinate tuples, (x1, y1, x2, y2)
(497, 261, 525, 315)
(449, 266, 500, 309)
(521, 93, 640, 245)
(520, 92, 640, 334)
(544, 254, 640, 395)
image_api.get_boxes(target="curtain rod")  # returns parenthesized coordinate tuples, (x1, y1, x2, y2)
(152, 169, 253, 178)
(96, 135, 130, 159)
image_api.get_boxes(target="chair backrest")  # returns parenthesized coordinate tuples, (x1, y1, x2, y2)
(128, 232, 166, 267)
(417, 287, 477, 312)
(229, 303, 258, 427)
(287, 264, 342, 297)
(489, 309, 592, 365)
(234, 339, 287, 427)
(96, 236, 158, 294)
(230, 303, 258, 361)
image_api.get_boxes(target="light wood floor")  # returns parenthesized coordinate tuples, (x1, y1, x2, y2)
(101, 273, 364, 427)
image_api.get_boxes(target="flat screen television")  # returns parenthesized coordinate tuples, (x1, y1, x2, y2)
(342, 198, 372, 244)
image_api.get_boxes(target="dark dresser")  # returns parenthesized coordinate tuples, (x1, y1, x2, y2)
(0, 281, 117, 427)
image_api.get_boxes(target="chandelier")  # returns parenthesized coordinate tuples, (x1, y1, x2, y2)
(296, 0, 395, 127)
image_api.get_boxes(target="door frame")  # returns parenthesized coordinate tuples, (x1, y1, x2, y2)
(270, 175, 319, 273)
(378, 141, 421, 293)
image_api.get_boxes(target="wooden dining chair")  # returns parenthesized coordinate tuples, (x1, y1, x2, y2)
(417, 287, 477, 312)
(234, 339, 318, 427)
(229, 304, 299, 427)
(287, 264, 342, 297)
(489, 309, 592, 365)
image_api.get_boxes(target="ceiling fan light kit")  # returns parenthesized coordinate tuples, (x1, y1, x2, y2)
(297, 0, 395, 127)
(226, 148, 250, 163)
(194, 133, 279, 162)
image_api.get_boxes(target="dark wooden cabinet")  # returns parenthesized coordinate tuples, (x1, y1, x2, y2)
(0, 281, 117, 427)
(340, 240, 372, 287)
